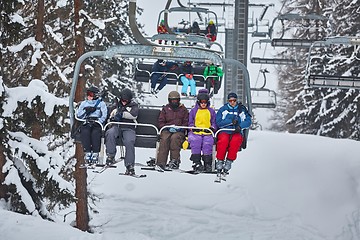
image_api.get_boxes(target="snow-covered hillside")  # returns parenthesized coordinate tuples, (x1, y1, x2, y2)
(2, 130, 360, 240)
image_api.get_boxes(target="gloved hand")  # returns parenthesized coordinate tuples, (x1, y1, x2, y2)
(169, 127, 178, 133)
(234, 126, 241, 133)
(114, 111, 123, 122)
(232, 118, 238, 125)
(203, 128, 215, 133)
(185, 74, 193, 79)
(84, 106, 96, 114)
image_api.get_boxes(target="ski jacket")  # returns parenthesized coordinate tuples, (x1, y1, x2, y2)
(152, 61, 178, 74)
(216, 103, 251, 135)
(109, 100, 139, 129)
(203, 65, 223, 81)
(77, 99, 108, 124)
(188, 22, 200, 35)
(188, 103, 217, 135)
(157, 25, 168, 34)
(206, 24, 217, 36)
(180, 63, 194, 79)
(158, 103, 189, 129)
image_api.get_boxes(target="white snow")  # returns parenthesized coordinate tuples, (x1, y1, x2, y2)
(2, 130, 360, 240)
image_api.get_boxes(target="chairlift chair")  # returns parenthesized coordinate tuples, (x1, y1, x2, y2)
(157, 6, 219, 36)
(305, 37, 360, 89)
(248, 3, 274, 38)
(268, 13, 328, 48)
(250, 68, 277, 108)
(250, 39, 297, 65)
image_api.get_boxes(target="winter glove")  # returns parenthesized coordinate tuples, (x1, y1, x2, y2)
(169, 127, 178, 133)
(232, 118, 238, 125)
(234, 126, 241, 133)
(203, 128, 215, 134)
(114, 111, 123, 122)
(185, 74, 193, 79)
(84, 106, 96, 114)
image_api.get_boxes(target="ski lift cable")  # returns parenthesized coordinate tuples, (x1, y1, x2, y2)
(253, 42, 270, 88)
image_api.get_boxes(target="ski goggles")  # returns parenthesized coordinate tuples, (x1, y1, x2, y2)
(87, 91, 95, 97)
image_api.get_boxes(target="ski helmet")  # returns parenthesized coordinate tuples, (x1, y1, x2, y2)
(87, 86, 100, 99)
(168, 91, 180, 108)
(120, 88, 133, 101)
(197, 89, 209, 106)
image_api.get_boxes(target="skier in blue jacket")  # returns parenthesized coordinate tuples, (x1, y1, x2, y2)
(77, 86, 108, 164)
(215, 92, 252, 175)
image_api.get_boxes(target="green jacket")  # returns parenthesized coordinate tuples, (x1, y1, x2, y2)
(203, 65, 224, 81)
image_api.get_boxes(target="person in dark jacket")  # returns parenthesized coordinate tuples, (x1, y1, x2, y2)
(156, 91, 189, 170)
(77, 86, 108, 164)
(187, 21, 201, 45)
(150, 59, 179, 94)
(206, 20, 217, 42)
(105, 88, 139, 175)
(188, 21, 201, 35)
(180, 61, 196, 97)
(215, 92, 252, 176)
(188, 89, 217, 172)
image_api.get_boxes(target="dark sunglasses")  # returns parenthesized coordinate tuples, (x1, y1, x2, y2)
(199, 100, 208, 104)
(228, 99, 237, 103)
(170, 98, 180, 102)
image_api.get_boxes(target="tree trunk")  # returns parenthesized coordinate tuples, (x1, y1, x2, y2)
(74, 0, 89, 232)
(0, 144, 8, 200)
(31, 0, 44, 140)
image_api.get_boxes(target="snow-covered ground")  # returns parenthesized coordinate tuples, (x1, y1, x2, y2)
(2, 130, 360, 240)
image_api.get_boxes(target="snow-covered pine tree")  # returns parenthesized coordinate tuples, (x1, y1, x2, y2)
(271, 0, 330, 131)
(0, 0, 142, 219)
(285, 0, 360, 139)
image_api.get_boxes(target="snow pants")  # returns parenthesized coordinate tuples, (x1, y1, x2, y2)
(180, 76, 196, 96)
(151, 73, 168, 91)
(216, 132, 243, 161)
(205, 77, 221, 95)
(105, 125, 136, 167)
(157, 130, 185, 166)
(188, 132, 214, 155)
(80, 122, 102, 153)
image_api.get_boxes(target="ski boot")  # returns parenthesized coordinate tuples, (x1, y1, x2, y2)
(91, 152, 99, 164)
(191, 154, 204, 172)
(223, 160, 233, 175)
(215, 160, 224, 176)
(168, 159, 180, 169)
(106, 155, 115, 165)
(202, 155, 213, 172)
(84, 152, 92, 164)
(125, 164, 135, 175)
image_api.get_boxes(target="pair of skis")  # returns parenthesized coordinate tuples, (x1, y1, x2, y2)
(93, 163, 147, 178)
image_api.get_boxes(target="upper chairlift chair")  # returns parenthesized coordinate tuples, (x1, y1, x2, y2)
(250, 39, 297, 65)
(268, 13, 328, 48)
(248, 3, 274, 38)
(155, 5, 222, 50)
(304, 37, 360, 89)
(251, 68, 277, 109)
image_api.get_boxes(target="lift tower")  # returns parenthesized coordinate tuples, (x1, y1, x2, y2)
(225, 0, 248, 104)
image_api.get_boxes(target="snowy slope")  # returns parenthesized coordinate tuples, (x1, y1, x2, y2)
(2, 130, 360, 240)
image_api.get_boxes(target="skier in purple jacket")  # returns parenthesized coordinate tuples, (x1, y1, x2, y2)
(188, 89, 217, 172)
